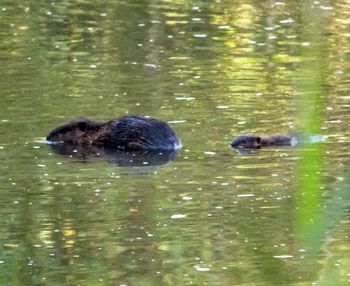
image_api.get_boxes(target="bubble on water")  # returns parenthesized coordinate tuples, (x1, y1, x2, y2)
(144, 63, 157, 68)
(218, 25, 230, 29)
(175, 97, 195, 101)
(194, 265, 210, 272)
(320, 5, 333, 10)
(279, 18, 294, 24)
(273, 255, 294, 259)
(237, 194, 254, 198)
(193, 34, 207, 38)
(168, 120, 186, 125)
(171, 214, 186, 219)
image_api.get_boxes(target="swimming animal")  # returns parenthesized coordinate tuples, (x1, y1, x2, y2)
(230, 133, 326, 149)
(47, 116, 181, 151)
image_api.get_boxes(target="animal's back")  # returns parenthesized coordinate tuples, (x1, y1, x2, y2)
(98, 116, 181, 151)
(47, 116, 181, 151)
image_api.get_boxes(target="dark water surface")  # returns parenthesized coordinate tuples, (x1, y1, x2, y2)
(1, 0, 350, 285)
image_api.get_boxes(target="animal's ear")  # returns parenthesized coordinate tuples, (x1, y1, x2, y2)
(78, 121, 87, 131)
(256, 136, 261, 144)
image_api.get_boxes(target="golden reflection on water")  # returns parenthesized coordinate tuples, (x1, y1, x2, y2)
(1, 0, 350, 285)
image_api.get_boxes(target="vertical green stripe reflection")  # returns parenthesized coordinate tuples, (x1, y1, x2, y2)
(295, 3, 328, 250)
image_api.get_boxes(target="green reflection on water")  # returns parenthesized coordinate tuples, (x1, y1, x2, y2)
(295, 2, 350, 285)
(295, 1, 328, 247)
(1, 0, 350, 285)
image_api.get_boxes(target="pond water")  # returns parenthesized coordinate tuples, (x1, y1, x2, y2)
(1, 0, 350, 285)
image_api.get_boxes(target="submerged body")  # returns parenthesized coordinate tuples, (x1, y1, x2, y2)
(47, 116, 181, 151)
(230, 133, 326, 149)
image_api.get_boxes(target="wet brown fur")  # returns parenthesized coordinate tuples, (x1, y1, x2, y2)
(259, 135, 291, 146)
(47, 116, 181, 151)
(230, 134, 292, 149)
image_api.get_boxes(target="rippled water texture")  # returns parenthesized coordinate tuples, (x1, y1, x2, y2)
(1, 1, 350, 285)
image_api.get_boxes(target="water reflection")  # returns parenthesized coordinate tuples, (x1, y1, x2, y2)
(1, 0, 350, 285)
(47, 142, 179, 167)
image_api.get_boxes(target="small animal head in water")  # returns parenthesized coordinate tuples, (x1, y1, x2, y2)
(230, 135, 261, 149)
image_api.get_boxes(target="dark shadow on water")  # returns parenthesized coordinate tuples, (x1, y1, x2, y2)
(233, 149, 260, 155)
(47, 142, 179, 167)
(231, 146, 293, 155)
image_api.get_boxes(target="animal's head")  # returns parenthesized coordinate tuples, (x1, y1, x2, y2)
(46, 119, 97, 143)
(230, 134, 261, 149)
